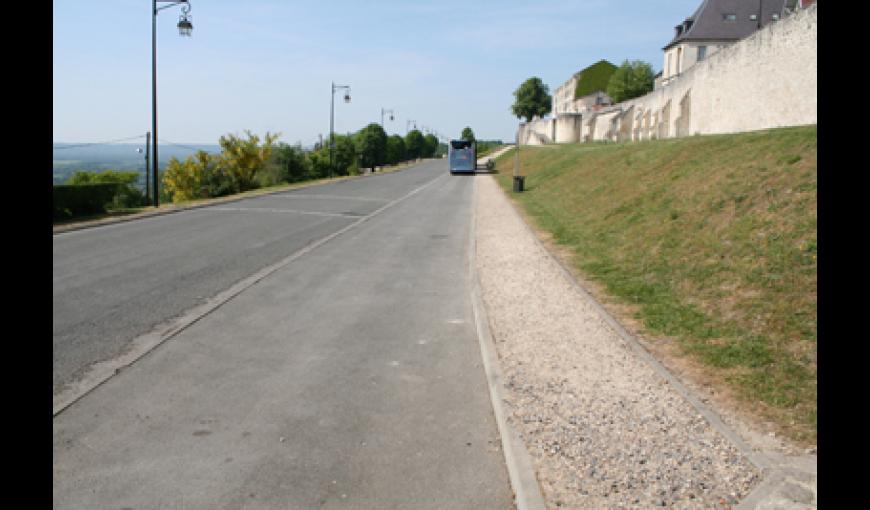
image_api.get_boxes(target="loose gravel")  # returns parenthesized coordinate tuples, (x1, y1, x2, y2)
(473, 175, 762, 509)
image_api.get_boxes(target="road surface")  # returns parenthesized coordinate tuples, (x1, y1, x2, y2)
(53, 160, 513, 508)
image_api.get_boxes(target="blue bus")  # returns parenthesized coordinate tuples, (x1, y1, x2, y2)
(448, 139, 476, 174)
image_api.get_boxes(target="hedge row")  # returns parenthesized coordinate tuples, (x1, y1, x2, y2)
(53, 183, 122, 220)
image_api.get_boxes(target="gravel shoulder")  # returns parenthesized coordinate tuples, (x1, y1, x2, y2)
(474, 173, 783, 508)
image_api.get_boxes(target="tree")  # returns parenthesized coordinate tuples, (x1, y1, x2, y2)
(606, 60, 655, 103)
(334, 134, 358, 175)
(357, 123, 388, 171)
(217, 130, 280, 193)
(511, 77, 552, 122)
(162, 152, 214, 202)
(385, 135, 407, 165)
(460, 127, 476, 143)
(405, 129, 425, 159)
(259, 143, 311, 186)
(423, 134, 439, 158)
(308, 146, 331, 179)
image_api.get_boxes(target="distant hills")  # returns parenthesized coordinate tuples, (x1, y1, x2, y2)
(53, 143, 222, 186)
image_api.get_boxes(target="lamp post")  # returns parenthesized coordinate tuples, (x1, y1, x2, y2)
(330, 82, 351, 178)
(152, 0, 193, 208)
(380, 108, 395, 130)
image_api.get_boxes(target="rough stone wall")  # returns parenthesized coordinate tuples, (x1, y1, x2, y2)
(517, 4, 816, 145)
(518, 118, 556, 145)
(555, 114, 584, 143)
(592, 110, 620, 141)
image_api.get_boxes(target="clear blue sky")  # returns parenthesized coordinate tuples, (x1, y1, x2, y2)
(54, 0, 701, 145)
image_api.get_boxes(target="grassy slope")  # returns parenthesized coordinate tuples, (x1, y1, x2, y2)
(493, 126, 817, 445)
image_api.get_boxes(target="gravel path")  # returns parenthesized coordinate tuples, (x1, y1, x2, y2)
(473, 174, 762, 509)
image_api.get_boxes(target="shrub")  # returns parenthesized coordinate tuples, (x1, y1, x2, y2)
(53, 183, 122, 220)
(63, 170, 145, 211)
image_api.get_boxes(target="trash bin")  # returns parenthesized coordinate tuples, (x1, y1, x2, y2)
(513, 176, 525, 192)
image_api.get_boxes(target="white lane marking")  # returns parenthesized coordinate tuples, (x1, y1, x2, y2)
(273, 194, 390, 203)
(212, 206, 355, 218)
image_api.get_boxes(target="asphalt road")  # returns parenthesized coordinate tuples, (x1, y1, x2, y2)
(53, 160, 513, 508)
(54, 161, 441, 392)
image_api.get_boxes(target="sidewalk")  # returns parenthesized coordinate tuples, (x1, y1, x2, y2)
(472, 173, 816, 509)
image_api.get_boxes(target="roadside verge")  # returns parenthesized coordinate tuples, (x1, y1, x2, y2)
(472, 173, 772, 508)
(468, 175, 547, 510)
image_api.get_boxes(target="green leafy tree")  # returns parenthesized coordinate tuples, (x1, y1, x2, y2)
(357, 123, 388, 171)
(260, 143, 311, 186)
(386, 135, 407, 165)
(460, 127, 476, 143)
(511, 77, 552, 122)
(217, 130, 280, 193)
(405, 129, 425, 159)
(308, 147, 331, 179)
(423, 134, 439, 158)
(606, 60, 655, 103)
(337, 134, 359, 175)
(434, 142, 448, 158)
(315, 134, 357, 177)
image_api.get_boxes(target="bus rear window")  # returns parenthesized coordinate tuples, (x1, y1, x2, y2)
(451, 140, 471, 150)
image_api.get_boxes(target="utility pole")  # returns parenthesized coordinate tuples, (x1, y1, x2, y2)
(757, 0, 763, 29)
(145, 131, 151, 202)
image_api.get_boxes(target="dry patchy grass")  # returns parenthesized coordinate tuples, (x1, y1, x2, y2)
(493, 126, 817, 446)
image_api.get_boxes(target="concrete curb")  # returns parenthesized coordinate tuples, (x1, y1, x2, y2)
(468, 176, 548, 510)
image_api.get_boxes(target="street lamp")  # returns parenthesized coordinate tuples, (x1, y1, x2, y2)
(152, 0, 193, 207)
(380, 108, 395, 129)
(330, 82, 351, 178)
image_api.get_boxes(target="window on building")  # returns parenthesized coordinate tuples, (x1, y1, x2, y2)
(697, 45, 707, 61)
(723, 13, 737, 21)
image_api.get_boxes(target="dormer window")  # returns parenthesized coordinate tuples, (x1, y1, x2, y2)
(723, 13, 737, 21)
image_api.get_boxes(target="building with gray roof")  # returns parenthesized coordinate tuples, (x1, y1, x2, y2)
(659, 0, 802, 87)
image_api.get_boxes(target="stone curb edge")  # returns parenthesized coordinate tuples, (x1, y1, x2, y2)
(467, 175, 548, 510)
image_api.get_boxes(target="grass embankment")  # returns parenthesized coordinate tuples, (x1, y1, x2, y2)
(492, 126, 817, 445)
